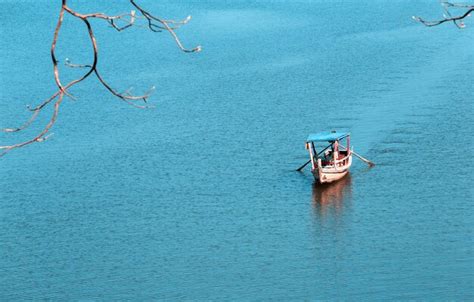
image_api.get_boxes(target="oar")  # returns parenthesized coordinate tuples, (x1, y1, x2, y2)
(352, 151, 375, 167)
(339, 145, 375, 167)
(296, 159, 311, 171)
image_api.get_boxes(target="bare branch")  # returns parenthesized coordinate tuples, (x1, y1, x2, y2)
(1, 0, 199, 156)
(413, 1, 474, 28)
(129, 0, 202, 53)
(1, 92, 65, 158)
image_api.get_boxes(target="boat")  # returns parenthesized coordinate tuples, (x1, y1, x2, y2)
(305, 131, 352, 184)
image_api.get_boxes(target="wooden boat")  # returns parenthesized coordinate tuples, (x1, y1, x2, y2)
(306, 131, 352, 184)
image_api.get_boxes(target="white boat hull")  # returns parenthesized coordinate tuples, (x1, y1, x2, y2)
(312, 155, 352, 184)
(313, 167, 349, 184)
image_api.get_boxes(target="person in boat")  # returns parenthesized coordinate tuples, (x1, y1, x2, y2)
(321, 148, 333, 165)
(320, 141, 340, 165)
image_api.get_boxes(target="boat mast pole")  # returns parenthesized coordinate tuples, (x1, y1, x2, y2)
(309, 142, 317, 170)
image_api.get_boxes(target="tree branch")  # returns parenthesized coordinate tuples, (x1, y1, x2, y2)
(1, 0, 200, 157)
(413, 1, 474, 28)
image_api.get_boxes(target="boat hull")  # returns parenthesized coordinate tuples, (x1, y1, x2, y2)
(312, 155, 352, 184)
(312, 168, 349, 184)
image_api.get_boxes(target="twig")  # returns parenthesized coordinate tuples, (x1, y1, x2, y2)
(413, 1, 474, 28)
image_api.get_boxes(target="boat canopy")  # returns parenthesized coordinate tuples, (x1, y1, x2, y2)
(306, 131, 350, 143)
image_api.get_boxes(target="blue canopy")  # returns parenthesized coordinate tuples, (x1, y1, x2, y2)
(306, 131, 350, 143)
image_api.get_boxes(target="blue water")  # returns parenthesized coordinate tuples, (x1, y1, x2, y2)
(1, 0, 473, 299)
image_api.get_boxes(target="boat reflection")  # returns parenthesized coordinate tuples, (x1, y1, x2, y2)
(312, 174, 352, 218)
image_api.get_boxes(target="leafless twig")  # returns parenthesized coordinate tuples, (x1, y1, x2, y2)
(413, 1, 474, 28)
(1, 0, 200, 157)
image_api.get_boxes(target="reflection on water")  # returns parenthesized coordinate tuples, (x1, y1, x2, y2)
(311, 174, 352, 219)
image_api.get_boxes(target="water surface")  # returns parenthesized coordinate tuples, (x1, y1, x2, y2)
(1, 0, 473, 299)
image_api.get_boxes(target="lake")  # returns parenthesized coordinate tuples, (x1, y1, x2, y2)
(1, 0, 473, 299)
